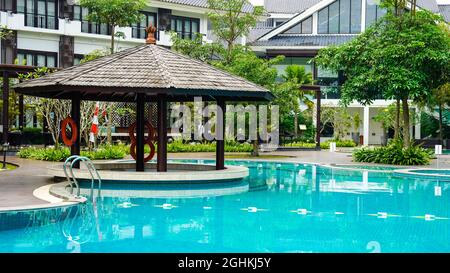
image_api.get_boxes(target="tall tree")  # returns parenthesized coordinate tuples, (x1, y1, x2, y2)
(380, 0, 407, 139)
(315, 10, 450, 147)
(207, 0, 263, 64)
(80, 0, 146, 54)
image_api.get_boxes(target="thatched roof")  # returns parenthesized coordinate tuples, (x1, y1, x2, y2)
(14, 44, 273, 102)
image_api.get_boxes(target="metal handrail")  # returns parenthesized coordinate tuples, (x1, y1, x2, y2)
(63, 155, 102, 200)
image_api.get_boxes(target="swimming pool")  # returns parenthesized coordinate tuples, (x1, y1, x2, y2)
(0, 159, 449, 253)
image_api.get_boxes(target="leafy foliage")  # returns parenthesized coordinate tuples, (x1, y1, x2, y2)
(167, 140, 253, 153)
(80, 49, 109, 64)
(171, 33, 224, 63)
(214, 49, 282, 87)
(0, 25, 12, 40)
(353, 140, 432, 165)
(320, 107, 360, 140)
(80, 0, 146, 53)
(315, 10, 450, 146)
(79, 0, 146, 28)
(207, 0, 263, 63)
(285, 139, 356, 149)
(18, 145, 127, 161)
(17, 141, 254, 161)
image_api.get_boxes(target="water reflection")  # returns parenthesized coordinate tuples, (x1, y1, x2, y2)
(0, 160, 450, 252)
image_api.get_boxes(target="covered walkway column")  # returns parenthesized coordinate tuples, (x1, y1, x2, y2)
(136, 93, 145, 172)
(216, 99, 225, 170)
(363, 106, 370, 146)
(2, 72, 9, 145)
(157, 94, 167, 172)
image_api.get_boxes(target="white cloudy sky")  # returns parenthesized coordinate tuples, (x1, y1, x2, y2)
(249, 0, 450, 6)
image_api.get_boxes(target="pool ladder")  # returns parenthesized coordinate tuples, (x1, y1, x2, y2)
(63, 155, 102, 200)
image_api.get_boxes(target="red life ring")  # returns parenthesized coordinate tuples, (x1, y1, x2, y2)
(130, 140, 156, 163)
(128, 121, 156, 143)
(61, 116, 78, 147)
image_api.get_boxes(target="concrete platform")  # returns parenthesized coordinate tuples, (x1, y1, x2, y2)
(48, 161, 249, 184)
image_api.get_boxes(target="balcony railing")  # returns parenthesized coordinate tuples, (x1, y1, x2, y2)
(81, 21, 110, 35)
(317, 86, 389, 100)
(132, 26, 159, 40)
(25, 14, 58, 29)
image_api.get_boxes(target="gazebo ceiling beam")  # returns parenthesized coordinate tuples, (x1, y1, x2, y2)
(14, 85, 273, 102)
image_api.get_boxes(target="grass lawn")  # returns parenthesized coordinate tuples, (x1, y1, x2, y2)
(0, 164, 17, 171)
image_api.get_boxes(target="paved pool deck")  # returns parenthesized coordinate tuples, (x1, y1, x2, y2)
(1, 151, 450, 210)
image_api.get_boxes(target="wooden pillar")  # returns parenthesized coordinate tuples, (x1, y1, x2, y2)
(157, 94, 167, 172)
(2, 72, 9, 144)
(71, 97, 81, 168)
(216, 99, 225, 170)
(136, 93, 145, 172)
(19, 95, 24, 130)
(315, 89, 322, 150)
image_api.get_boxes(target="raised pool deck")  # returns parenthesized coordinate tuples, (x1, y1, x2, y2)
(1, 151, 450, 211)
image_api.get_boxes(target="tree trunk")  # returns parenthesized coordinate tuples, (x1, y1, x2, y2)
(395, 98, 400, 140)
(439, 103, 443, 145)
(226, 40, 233, 65)
(251, 140, 259, 157)
(294, 112, 298, 138)
(110, 26, 115, 54)
(411, 0, 417, 16)
(402, 97, 410, 147)
(46, 113, 59, 149)
(107, 110, 112, 145)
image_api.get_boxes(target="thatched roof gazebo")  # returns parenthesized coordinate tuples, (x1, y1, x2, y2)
(14, 29, 273, 173)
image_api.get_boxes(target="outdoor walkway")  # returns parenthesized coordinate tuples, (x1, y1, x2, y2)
(0, 157, 55, 209)
(1, 151, 449, 210)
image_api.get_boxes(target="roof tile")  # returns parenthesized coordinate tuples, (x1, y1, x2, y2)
(15, 44, 271, 100)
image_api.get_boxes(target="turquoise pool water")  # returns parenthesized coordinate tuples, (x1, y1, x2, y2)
(1, 160, 450, 253)
(333, 165, 403, 171)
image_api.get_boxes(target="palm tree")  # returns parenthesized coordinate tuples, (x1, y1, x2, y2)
(282, 65, 313, 138)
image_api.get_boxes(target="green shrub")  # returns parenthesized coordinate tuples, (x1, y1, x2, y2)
(17, 141, 254, 162)
(18, 145, 126, 162)
(321, 139, 357, 149)
(165, 140, 253, 153)
(283, 139, 356, 149)
(18, 146, 70, 161)
(82, 145, 126, 160)
(284, 142, 316, 148)
(353, 140, 432, 165)
(22, 127, 43, 134)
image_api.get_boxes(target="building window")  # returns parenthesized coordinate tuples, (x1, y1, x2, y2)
(365, 0, 387, 28)
(318, 0, 362, 34)
(132, 11, 157, 39)
(275, 20, 287, 27)
(170, 16, 200, 40)
(17, 0, 58, 30)
(17, 50, 57, 67)
(275, 57, 313, 80)
(283, 16, 312, 34)
(0, 0, 6, 11)
(74, 54, 84, 65)
(73, 5, 111, 35)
